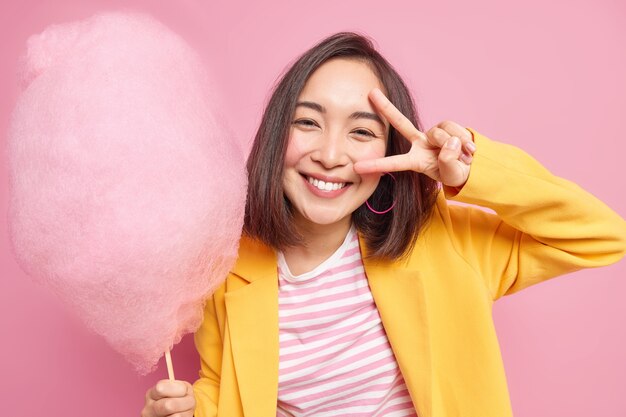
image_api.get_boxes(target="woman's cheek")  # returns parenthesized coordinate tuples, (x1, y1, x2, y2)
(284, 134, 307, 166)
(353, 141, 386, 163)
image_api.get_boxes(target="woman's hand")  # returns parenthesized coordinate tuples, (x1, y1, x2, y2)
(354, 88, 476, 188)
(141, 379, 196, 417)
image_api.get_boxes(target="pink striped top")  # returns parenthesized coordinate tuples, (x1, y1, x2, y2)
(276, 225, 417, 417)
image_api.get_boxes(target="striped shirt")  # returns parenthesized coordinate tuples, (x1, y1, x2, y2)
(276, 225, 417, 416)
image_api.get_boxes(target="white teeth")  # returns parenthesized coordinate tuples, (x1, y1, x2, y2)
(307, 176, 346, 191)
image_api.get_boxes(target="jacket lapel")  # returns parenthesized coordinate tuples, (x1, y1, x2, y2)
(225, 237, 279, 417)
(361, 239, 433, 417)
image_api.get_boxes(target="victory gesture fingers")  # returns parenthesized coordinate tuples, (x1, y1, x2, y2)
(425, 120, 476, 187)
(353, 88, 475, 188)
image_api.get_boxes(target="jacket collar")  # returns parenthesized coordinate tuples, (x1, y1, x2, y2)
(226, 233, 432, 417)
(231, 235, 277, 282)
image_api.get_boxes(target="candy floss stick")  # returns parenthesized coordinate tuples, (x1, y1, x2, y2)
(7, 11, 247, 377)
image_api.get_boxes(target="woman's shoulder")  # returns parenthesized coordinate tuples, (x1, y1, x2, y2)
(229, 234, 278, 282)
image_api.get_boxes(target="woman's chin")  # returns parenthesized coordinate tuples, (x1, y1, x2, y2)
(299, 210, 352, 228)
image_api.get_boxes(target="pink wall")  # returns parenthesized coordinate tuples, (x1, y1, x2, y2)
(1, 1, 625, 416)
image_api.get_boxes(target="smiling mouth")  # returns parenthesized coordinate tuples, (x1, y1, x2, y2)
(304, 175, 349, 191)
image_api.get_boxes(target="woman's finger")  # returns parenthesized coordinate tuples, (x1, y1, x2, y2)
(150, 380, 188, 401)
(437, 120, 473, 142)
(438, 137, 471, 187)
(153, 395, 196, 416)
(429, 123, 475, 156)
(354, 153, 416, 174)
(439, 121, 476, 161)
(369, 88, 427, 144)
(464, 140, 476, 155)
(426, 126, 451, 148)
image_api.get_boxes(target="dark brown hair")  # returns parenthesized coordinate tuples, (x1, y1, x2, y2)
(245, 32, 439, 260)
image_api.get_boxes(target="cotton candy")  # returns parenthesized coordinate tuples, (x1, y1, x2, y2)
(7, 12, 246, 375)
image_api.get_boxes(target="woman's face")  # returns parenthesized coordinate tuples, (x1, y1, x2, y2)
(283, 58, 389, 231)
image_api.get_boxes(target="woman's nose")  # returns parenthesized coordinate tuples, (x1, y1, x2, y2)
(312, 131, 350, 169)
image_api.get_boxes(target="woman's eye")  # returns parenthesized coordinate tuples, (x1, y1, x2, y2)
(353, 129, 375, 137)
(293, 119, 318, 128)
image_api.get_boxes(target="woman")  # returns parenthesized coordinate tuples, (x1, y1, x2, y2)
(142, 32, 626, 417)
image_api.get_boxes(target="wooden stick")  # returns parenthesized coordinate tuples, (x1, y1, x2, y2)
(165, 349, 175, 381)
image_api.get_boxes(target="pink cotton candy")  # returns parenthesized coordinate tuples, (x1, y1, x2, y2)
(7, 12, 246, 375)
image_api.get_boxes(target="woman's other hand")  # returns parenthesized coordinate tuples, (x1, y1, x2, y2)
(141, 380, 196, 417)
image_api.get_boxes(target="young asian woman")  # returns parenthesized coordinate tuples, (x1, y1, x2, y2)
(142, 32, 626, 417)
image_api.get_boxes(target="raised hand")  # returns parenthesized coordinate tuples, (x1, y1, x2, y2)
(354, 88, 476, 188)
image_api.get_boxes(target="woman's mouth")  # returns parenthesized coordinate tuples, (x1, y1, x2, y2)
(306, 175, 347, 191)
(299, 173, 352, 197)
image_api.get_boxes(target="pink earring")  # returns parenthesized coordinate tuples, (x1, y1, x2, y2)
(365, 172, 396, 215)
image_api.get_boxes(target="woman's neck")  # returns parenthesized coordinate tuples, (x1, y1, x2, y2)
(282, 216, 352, 276)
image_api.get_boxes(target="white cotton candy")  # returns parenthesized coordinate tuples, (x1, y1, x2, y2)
(7, 11, 246, 374)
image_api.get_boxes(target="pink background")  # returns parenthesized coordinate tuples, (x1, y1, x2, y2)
(1, 1, 625, 416)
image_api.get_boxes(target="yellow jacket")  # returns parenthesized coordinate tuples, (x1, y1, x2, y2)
(192, 130, 626, 417)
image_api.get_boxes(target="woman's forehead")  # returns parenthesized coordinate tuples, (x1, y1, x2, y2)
(297, 58, 385, 114)
(303, 59, 382, 92)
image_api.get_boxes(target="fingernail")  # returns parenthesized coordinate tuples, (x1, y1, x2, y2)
(446, 137, 460, 150)
(465, 141, 476, 153)
(461, 153, 473, 164)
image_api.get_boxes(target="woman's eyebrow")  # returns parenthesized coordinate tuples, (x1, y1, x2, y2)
(296, 101, 324, 113)
(295, 101, 385, 127)
(349, 111, 385, 127)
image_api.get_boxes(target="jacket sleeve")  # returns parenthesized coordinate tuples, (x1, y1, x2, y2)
(192, 285, 225, 417)
(439, 128, 626, 301)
